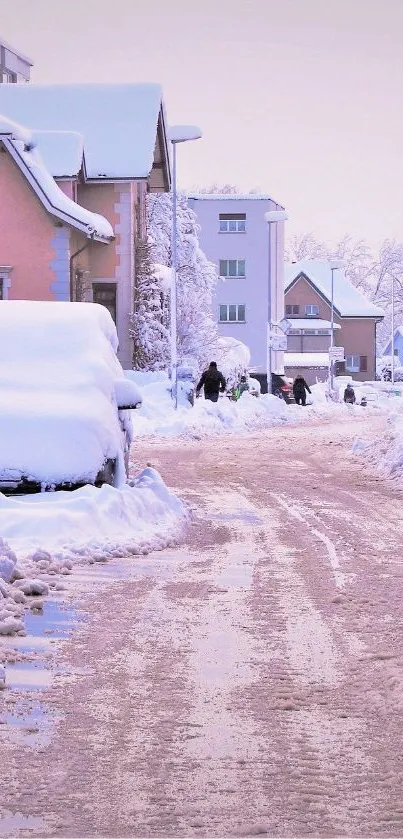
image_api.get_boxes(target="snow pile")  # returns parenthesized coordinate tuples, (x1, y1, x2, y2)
(128, 370, 291, 437)
(0, 301, 131, 489)
(129, 372, 390, 440)
(353, 414, 403, 484)
(0, 467, 188, 636)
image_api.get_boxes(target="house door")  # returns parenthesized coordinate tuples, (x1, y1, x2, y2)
(92, 283, 117, 324)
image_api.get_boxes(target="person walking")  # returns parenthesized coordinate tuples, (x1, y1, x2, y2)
(344, 383, 356, 404)
(293, 374, 311, 406)
(196, 361, 226, 403)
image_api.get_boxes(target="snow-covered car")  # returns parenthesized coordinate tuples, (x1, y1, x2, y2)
(0, 301, 142, 493)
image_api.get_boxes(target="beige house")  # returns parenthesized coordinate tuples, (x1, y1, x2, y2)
(284, 260, 384, 384)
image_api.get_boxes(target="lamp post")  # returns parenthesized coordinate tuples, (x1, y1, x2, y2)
(329, 259, 345, 393)
(264, 209, 288, 393)
(391, 274, 395, 385)
(168, 124, 202, 408)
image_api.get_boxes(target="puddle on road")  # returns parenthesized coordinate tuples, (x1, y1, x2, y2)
(213, 510, 264, 526)
(0, 811, 45, 838)
(1, 597, 82, 748)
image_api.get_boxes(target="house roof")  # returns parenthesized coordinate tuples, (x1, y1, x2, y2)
(0, 36, 34, 66)
(188, 193, 276, 201)
(288, 318, 341, 331)
(284, 352, 329, 368)
(0, 115, 113, 241)
(382, 326, 403, 356)
(285, 259, 384, 319)
(0, 83, 166, 180)
(32, 130, 85, 178)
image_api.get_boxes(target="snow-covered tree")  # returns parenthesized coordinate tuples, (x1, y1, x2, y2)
(286, 232, 403, 354)
(147, 191, 218, 374)
(130, 236, 170, 370)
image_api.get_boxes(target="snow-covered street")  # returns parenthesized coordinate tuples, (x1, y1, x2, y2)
(2, 414, 403, 837)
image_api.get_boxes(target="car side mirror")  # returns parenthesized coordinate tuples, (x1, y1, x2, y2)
(114, 379, 142, 409)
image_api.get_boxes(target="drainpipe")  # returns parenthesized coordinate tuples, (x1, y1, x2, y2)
(69, 244, 89, 301)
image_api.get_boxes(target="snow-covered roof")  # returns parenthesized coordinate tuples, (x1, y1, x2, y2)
(288, 318, 341, 331)
(0, 114, 113, 241)
(0, 36, 33, 65)
(285, 259, 384, 319)
(0, 83, 165, 179)
(284, 352, 329, 368)
(382, 326, 403, 355)
(32, 130, 84, 178)
(188, 193, 277, 202)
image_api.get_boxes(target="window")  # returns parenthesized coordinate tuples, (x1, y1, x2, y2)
(219, 259, 246, 278)
(345, 354, 367, 373)
(285, 304, 299, 316)
(219, 214, 246, 233)
(0, 279, 3, 300)
(93, 283, 117, 323)
(219, 304, 246, 323)
(305, 304, 319, 317)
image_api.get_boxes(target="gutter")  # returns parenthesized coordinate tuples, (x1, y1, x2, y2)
(3, 138, 113, 243)
(69, 243, 89, 301)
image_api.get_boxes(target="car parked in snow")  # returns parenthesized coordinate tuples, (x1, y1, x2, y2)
(0, 301, 142, 494)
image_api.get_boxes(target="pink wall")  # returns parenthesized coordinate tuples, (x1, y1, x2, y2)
(0, 150, 58, 300)
(77, 183, 117, 278)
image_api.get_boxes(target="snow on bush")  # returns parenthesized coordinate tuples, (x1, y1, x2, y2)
(216, 336, 251, 389)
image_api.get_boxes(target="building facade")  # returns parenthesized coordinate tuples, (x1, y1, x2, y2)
(284, 260, 384, 384)
(0, 38, 32, 83)
(0, 83, 170, 369)
(188, 194, 286, 389)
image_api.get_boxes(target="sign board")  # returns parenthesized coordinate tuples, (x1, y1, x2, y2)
(270, 334, 288, 351)
(328, 346, 345, 361)
(279, 317, 292, 336)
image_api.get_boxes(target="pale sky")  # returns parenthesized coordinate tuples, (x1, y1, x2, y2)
(1, 0, 402, 249)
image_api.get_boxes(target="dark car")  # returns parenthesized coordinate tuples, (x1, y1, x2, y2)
(271, 373, 295, 404)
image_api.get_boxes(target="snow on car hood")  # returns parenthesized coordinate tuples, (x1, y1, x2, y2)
(0, 301, 128, 487)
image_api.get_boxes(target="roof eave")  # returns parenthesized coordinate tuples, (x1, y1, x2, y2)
(3, 138, 113, 243)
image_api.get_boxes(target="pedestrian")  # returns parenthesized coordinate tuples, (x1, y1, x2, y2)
(344, 383, 356, 404)
(196, 361, 226, 403)
(292, 374, 311, 406)
(238, 375, 250, 397)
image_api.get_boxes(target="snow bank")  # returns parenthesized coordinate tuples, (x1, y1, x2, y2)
(0, 466, 188, 636)
(353, 414, 403, 484)
(128, 372, 381, 439)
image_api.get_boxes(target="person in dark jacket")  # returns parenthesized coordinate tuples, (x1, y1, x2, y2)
(196, 361, 226, 402)
(344, 383, 356, 404)
(293, 374, 311, 406)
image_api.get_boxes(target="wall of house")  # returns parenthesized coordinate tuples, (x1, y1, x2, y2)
(285, 277, 378, 380)
(188, 196, 285, 379)
(287, 334, 331, 352)
(285, 366, 328, 385)
(0, 148, 65, 300)
(338, 318, 377, 380)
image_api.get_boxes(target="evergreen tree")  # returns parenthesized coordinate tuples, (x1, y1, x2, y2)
(130, 236, 170, 370)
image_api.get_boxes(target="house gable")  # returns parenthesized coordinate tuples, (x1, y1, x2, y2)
(285, 274, 342, 320)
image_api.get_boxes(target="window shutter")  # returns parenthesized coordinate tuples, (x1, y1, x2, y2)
(359, 356, 367, 372)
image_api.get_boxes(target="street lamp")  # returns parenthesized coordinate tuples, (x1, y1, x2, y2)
(168, 124, 202, 408)
(329, 259, 345, 393)
(264, 209, 288, 394)
(391, 274, 396, 385)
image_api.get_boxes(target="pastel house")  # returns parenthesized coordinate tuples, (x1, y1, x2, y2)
(0, 83, 171, 368)
(284, 260, 384, 383)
